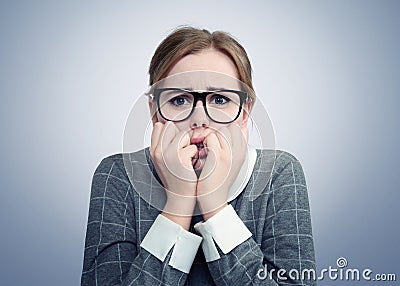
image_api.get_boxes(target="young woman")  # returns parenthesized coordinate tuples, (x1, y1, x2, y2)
(81, 27, 316, 285)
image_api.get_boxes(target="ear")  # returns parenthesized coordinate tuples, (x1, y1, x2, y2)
(148, 98, 158, 125)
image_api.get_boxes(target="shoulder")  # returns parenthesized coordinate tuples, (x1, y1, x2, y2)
(92, 148, 152, 186)
(89, 154, 130, 192)
(254, 149, 306, 187)
(273, 149, 302, 171)
(255, 148, 302, 169)
(95, 148, 149, 172)
(94, 153, 125, 175)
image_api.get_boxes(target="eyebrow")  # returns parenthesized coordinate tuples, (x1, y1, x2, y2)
(173, 86, 227, 91)
(206, 86, 226, 91)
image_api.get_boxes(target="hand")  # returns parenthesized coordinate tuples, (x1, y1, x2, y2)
(150, 122, 198, 227)
(196, 123, 248, 220)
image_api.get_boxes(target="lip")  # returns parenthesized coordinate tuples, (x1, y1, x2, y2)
(191, 136, 207, 169)
(190, 136, 205, 144)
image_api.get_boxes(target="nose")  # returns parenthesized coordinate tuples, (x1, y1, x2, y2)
(190, 100, 209, 128)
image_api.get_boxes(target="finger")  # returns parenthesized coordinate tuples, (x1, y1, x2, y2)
(204, 132, 221, 151)
(229, 123, 247, 163)
(181, 144, 198, 170)
(174, 130, 191, 150)
(150, 122, 164, 154)
(215, 127, 231, 151)
(181, 144, 198, 158)
(160, 121, 178, 151)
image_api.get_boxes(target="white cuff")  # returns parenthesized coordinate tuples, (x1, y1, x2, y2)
(194, 205, 252, 262)
(140, 214, 202, 273)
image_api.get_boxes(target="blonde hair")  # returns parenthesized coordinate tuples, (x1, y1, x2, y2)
(148, 26, 256, 102)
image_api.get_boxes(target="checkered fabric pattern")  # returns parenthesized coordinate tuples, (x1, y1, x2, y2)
(81, 148, 316, 285)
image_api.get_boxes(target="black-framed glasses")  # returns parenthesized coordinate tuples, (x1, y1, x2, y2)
(150, 88, 249, 124)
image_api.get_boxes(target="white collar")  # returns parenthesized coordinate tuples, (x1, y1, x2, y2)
(227, 145, 257, 202)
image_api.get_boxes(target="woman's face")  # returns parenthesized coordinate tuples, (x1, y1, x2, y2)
(149, 48, 251, 142)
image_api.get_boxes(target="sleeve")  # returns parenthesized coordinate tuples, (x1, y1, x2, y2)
(81, 156, 200, 286)
(140, 214, 202, 273)
(194, 153, 316, 286)
(194, 205, 252, 262)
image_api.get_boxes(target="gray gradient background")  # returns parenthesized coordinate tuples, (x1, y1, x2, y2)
(0, 1, 399, 285)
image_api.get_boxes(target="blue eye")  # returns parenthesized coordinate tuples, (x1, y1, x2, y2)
(210, 95, 229, 105)
(168, 95, 190, 106)
(170, 96, 190, 106)
(168, 95, 192, 107)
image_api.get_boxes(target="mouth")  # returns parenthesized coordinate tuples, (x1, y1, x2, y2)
(190, 136, 205, 145)
(190, 136, 207, 169)
(191, 137, 207, 156)
(195, 141, 204, 152)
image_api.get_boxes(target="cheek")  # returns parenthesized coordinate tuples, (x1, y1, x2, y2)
(233, 113, 245, 127)
(210, 122, 226, 131)
(233, 116, 249, 142)
(155, 113, 167, 124)
(173, 121, 191, 132)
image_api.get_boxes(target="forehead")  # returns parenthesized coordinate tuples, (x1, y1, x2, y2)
(156, 71, 243, 91)
(167, 48, 239, 79)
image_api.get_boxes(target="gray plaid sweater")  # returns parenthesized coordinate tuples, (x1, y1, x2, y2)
(81, 148, 316, 285)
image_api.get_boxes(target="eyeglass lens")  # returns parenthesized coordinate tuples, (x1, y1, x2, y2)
(158, 89, 242, 123)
